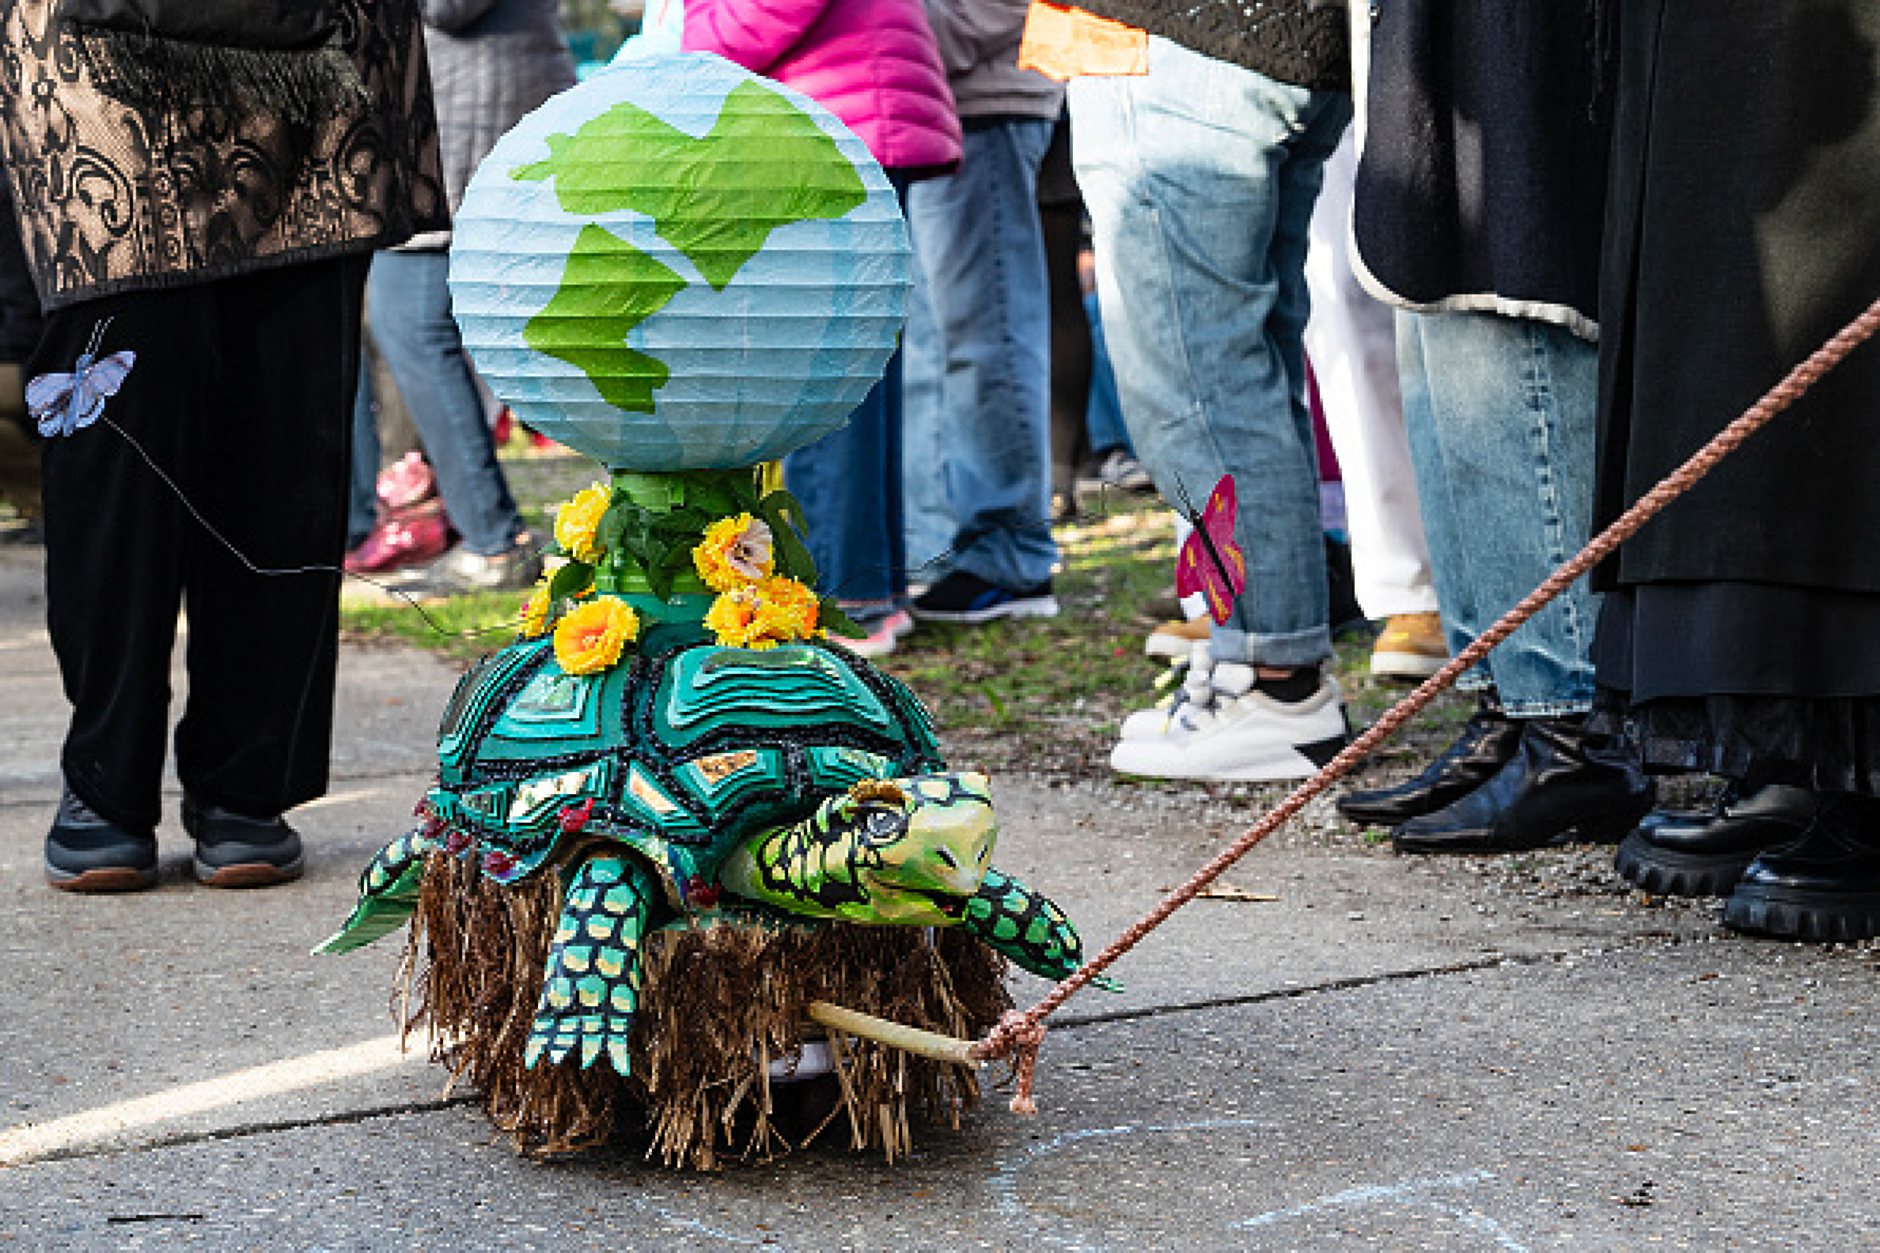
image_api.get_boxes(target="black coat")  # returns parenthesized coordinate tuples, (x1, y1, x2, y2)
(1594, 0, 1880, 594)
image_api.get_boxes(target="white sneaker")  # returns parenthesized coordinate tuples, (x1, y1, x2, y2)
(1110, 654, 1349, 782)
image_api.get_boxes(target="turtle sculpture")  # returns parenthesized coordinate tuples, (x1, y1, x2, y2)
(317, 625, 1104, 1076)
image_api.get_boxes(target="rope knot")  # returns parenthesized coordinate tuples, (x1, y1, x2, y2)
(973, 1010, 1048, 1116)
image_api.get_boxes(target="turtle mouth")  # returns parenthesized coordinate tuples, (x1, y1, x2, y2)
(914, 888, 968, 921)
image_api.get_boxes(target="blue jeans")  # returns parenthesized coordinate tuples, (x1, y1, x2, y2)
(350, 250, 523, 556)
(785, 173, 911, 614)
(1082, 291, 1130, 456)
(1396, 310, 1599, 716)
(1069, 39, 1351, 667)
(901, 117, 1059, 591)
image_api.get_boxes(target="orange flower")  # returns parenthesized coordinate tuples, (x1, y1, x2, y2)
(705, 575, 819, 650)
(520, 576, 553, 638)
(553, 596, 639, 674)
(693, 513, 775, 592)
(553, 482, 611, 563)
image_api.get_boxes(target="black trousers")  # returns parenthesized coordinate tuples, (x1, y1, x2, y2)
(37, 255, 369, 831)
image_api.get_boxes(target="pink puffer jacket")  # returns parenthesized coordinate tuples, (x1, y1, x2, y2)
(682, 0, 961, 174)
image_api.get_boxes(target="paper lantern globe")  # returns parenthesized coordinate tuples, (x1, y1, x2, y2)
(449, 53, 912, 471)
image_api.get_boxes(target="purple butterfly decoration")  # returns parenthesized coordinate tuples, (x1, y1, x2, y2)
(28, 321, 135, 438)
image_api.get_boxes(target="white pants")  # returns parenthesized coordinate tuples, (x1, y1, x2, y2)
(1304, 131, 1438, 620)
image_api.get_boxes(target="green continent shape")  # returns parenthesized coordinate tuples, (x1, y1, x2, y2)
(512, 79, 868, 291)
(524, 225, 687, 416)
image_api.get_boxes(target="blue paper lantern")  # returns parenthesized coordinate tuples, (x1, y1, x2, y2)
(449, 53, 911, 471)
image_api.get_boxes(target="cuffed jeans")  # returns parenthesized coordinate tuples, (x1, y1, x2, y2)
(1069, 38, 1351, 666)
(901, 117, 1059, 591)
(1396, 309, 1599, 716)
(350, 249, 523, 556)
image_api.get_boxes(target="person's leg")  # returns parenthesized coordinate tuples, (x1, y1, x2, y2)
(39, 290, 214, 837)
(899, 232, 952, 583)
(1405, 312, 1599, 716)
(172, 255, 368, 832)
(1304, 132, 1438, 625)
(365, 250, 523, 557)
(1390, 311, 1651, 852)
(905, 118, 1059, 599)
(786, 356, 901, 612)
(347, 346, 380, 550)
(1071, 40, 1347, 669)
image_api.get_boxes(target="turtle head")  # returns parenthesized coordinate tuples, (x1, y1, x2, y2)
(845, 773, 996, 924)
(720, 771, 997, 925)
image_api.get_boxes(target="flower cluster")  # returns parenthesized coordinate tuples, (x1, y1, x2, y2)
(693, 513, 775, 592)
(703, 574, 821, 650)
(554, 482, 611, 564)
(553, 595, 639, 675)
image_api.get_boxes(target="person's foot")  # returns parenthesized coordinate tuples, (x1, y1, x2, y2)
(412, 530, 545, 597)
(1110, 655, 1348, 783)
(1614, 781, 1820, 898)
(45, 786, 158, 892)
(836, 608, 914, 659)
(909, 571, 1058, 624)
(1144, 615, 1210, 660)
(1077, 447, 1154, 495)
(344, 499, 455, 575)
(1723, 796, 1880, 942)
(183, 797, 305, 888)
(1336, 694, 1522, 827)
(1391, 716, 1655, 854)
(1369, 611, 1448, 681)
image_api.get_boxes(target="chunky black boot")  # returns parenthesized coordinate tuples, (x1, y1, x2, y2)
(1392, 716, 1655, 854)
(1723, 796, 1880, 942)
(1336, 695, 1522, 827)
(1614, 781, 1820, 897)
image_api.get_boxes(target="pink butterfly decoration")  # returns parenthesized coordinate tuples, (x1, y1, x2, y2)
(28, 321, 135, 438)
(1174, 473, 1247, 625)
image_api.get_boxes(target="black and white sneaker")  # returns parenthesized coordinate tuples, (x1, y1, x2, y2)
(1111, 650, 1348, 783)
(45, 785, 158, 893)
(909, 571, 1059, 624)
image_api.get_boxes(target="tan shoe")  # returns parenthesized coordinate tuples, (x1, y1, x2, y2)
(1145, 615, 1211, 659)
(1370, 611, 1448, 680)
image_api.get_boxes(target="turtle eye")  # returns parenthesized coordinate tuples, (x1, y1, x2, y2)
(859, 807, 903, 844)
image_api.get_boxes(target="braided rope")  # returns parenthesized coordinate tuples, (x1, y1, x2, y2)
(971, 294, 1880, 1111)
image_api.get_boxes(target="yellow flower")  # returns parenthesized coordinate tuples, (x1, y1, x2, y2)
(706, 575, 819, 650)
(693, 513, 775, 592)
(554, 483, 612, 563)
(519, 576, 553, 638)
(553, 596, 639, 675)
(705, 584, 767, 649)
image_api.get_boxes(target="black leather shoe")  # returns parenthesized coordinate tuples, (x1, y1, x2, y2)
(45, 786, 158, 892)
(183, 797, 304, 888)
(1614, 781, 1820, 897)
(1337, 696, 1522, 827)
(1723, 796, 1880, 942)
(1392, 716, 1655, 854)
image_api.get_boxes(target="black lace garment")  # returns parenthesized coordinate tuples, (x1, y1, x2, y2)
(0, 0, 447, 310)
(1072, 0, 1349, 90)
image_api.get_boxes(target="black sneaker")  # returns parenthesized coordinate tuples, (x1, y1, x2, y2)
(45, 786, 158, 892)
(183, 797, 305, 888)
(909, 571, 1059, 624)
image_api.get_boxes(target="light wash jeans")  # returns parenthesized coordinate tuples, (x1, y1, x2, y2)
(1396, 309, 1599, 716)
(350, 250, 523, 556)
(900, 117, 1059, 592)
(1069, 38, 1351, 667)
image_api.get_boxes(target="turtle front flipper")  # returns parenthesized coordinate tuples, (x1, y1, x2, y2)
(312, 827, 440, 956)
(965, 868, 1123, 992)
(526, 852, 657, 1074)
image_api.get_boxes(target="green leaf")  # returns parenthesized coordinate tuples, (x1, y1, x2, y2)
(549, 561, 595, 602)
(819, 598, 864, 640)
(596, 500, 634, 553)
(758, 491, 818, 587)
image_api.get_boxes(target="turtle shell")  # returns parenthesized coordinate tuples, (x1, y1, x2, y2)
(423, 633, 944, 907)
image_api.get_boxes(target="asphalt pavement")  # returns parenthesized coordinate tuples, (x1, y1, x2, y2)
(1, 541, 1876, 1251)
